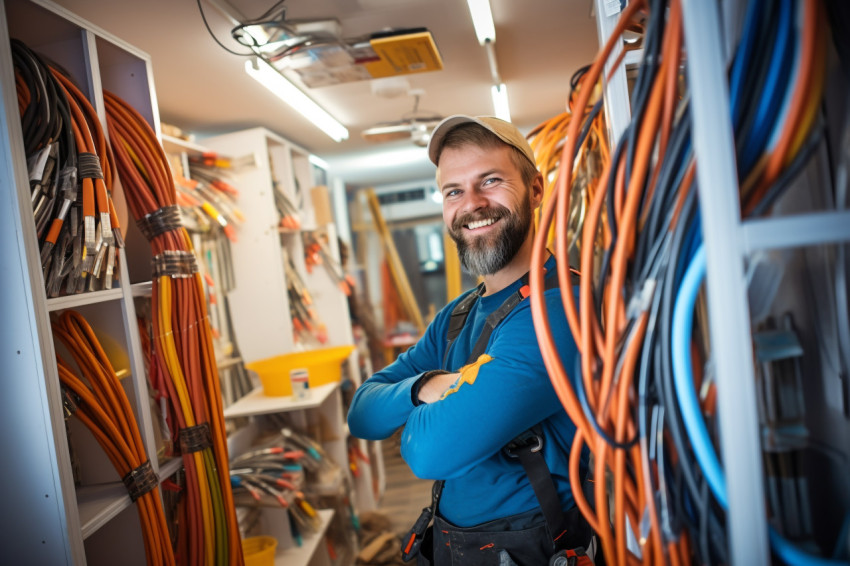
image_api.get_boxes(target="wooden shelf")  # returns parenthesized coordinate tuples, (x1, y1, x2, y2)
(274, 508, 335, 566)
(223, 382, 339, 418)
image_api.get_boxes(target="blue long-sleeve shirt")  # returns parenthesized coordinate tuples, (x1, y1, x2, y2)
(348, 256, 583, 527)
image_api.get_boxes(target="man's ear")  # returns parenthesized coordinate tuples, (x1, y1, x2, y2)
(530, 172, 545, 208)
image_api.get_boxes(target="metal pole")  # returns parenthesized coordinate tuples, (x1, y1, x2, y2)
(680, 0, 770, 563)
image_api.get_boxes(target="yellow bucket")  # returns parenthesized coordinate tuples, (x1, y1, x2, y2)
(246, 345, 355, 396)
(242, 535, 277, 566)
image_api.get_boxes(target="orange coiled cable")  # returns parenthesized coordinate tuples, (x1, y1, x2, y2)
(53, 310, 174, 566)
(528, 0, 696, 564)
(104, 90, 243, 566)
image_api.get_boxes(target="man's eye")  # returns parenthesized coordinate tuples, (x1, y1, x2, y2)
(444, 189, 461, 198)
(483, 177, 500, 186)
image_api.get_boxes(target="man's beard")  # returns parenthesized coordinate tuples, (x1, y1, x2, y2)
(448, 197, 532, 277)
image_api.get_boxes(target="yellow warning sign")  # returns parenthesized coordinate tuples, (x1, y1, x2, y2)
(363, 31, 444, 78)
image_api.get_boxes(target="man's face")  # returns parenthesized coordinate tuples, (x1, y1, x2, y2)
(438, 143, 537, 276)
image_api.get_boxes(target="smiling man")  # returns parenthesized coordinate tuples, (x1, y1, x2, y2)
(348, 116, 592, 565)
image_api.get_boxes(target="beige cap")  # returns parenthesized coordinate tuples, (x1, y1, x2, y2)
(427, 115, 536, 167)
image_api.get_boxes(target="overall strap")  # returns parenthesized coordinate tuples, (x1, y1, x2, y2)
(444, 269, 565, 368)
(466, 269, 564, 364)
(402, 480, 444, 561)
(504, 426, 571, 547)
(442, 282, 485, 367)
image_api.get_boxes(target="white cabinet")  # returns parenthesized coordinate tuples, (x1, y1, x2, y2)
(201, 127, 382, 562)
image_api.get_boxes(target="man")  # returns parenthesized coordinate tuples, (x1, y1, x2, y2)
(348, 116, 590, 565)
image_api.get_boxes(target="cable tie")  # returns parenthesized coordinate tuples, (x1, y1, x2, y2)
(77, 152, 104, 180)
(136, 205, 182, 241)
(178, 422, 212, 454)
(152, 250, 198, 279)
(121, 460, 159, 502)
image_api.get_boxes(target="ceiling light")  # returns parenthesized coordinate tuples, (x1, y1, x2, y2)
(491, 83, 511, 122)
(308, 154, 330, 170)
(466, 0, 496, 44)
(244, 57, 349, 142)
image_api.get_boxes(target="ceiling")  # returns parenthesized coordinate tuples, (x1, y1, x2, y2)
(41, 0, 600, 186)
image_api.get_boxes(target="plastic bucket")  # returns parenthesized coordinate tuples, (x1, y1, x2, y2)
(245, 345, 354, 396)
(242, 535, 277, 566)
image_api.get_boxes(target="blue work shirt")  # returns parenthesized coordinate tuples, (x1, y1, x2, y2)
(348, 256, 583, 527)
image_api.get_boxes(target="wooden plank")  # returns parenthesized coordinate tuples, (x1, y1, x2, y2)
(364, 189, 425, 334)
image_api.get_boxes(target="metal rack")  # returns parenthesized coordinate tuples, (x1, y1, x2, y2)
(595, 1, 850, 563)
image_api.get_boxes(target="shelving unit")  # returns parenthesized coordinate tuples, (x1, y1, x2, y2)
(0, 0, 166, 563)
(193, 126, 388, 563)
(0, 0, 390, 562)
(202, 126, 382, 515)
(274, 508, 336, 566)
(0, 1, 377, 564)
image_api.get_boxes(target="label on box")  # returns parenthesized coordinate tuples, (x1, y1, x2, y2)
(290, 368, 311, 400)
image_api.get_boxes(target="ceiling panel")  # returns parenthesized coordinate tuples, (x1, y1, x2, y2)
(39, 0, 600, 185)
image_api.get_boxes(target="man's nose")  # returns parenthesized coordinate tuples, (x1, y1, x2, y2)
(461, 187, 488, 213)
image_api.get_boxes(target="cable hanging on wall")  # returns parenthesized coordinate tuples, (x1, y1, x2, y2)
(12, 39, 123, 297)
(528, 0, 846, 564)
(104, 90, 244, 566)
(53, 310, 175, 566)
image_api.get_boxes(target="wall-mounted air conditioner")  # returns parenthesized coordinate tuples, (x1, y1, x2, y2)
(372, 179, 442, 221)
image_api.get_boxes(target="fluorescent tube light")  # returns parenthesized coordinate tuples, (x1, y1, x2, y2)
(466, 0, 496, 44)
(244, 58, 349, 142)
(308, 154, 330, 170)
(491, 83, 511, 122)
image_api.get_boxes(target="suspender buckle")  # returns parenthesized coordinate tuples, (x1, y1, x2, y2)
(504, 429, 543, 457)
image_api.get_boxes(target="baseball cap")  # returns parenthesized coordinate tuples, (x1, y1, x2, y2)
(427, 115, 536, 168)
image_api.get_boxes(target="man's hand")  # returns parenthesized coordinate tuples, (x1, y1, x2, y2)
(417, 372, 459, 404)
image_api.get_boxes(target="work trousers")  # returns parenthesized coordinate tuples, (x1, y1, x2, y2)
(417, 507, 592, 566)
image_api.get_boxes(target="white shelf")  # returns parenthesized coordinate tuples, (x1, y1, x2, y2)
(223, 382, 339, 418)
(274, 508, 335, 566)
(131, 281, 152, 297)
(78, 454, 185, 540)
(77, 482, 132, 539)
(46, 288, 124, 311)
(158, 456, 183, 479)
(160, 133, 210, 155)
(217, 355, 242, 370)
